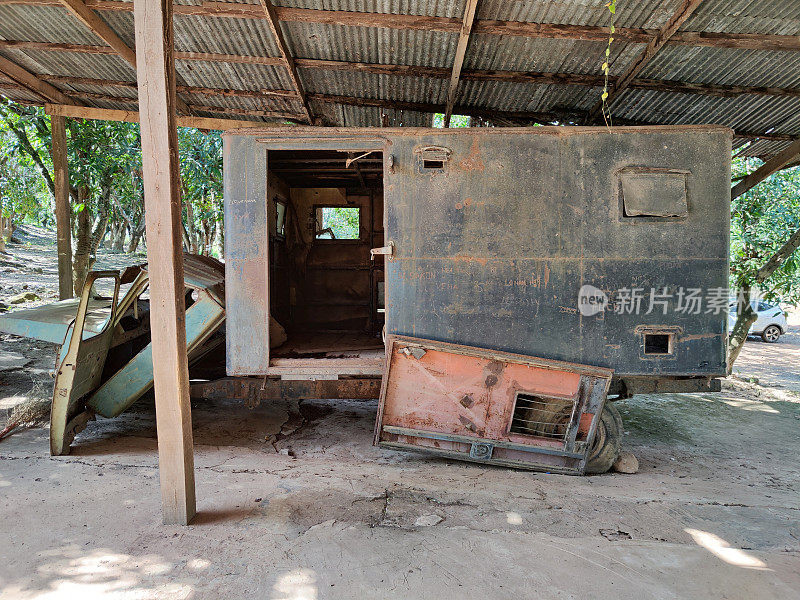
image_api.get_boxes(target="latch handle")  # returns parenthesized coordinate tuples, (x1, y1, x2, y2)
(371, 241, 395, 261)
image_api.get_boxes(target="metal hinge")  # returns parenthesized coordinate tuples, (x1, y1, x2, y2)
(370, 241, 394, 261)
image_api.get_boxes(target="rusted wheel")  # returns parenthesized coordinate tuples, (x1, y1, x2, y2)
(585, 402, 624, 474)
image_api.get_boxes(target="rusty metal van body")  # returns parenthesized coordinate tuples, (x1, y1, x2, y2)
(222, 126, 731, 397)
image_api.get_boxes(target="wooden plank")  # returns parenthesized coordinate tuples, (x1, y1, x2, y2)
(50, 115, 74, 300)
(32, 100, 800, 146)
(0, 54, 76, 104)
(587, 0, 705, 122)
(443, 0, 479, 127)
(132, 0, 195, 525)
(731, 137, 800, 199)
(44, 103, 287, 129)
(58, 0, 136, 64)
(257, 0, 313, 123)
(4, 0, 800, 50)
(0, 40, 285, 65)
(41, 74, 299, 99)
(306, 92, 570, 123)
(9, 42, 800, 101)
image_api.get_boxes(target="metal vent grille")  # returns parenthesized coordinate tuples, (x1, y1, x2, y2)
(509, 393, 576, 440)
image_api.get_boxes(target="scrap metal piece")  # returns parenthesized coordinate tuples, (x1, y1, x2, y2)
(375, 335, 613, 475)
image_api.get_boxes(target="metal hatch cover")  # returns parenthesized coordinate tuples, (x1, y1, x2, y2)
(375, 336, 613, 475)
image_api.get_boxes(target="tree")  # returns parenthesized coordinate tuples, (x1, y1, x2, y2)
(728, 157, 800, 368)
(178, 128, 223, 256)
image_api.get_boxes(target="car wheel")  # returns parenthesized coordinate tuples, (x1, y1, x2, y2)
(761, 325, 781, 343)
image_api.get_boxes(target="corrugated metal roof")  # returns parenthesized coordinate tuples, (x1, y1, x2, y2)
(475, 0, 684, 29)
(284, 22, 458, 68)
(273, 0, 462, 19)
(681, 0, 800, 36)
(0, 5, 104, 45)
(0, 0, 797, 158)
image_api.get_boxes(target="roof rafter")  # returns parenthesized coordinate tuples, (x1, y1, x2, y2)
(9, 45, 800, 102)
(57, 0, 135, 64)
(257, 0, 312, 123)
(0, 53, 76, 104)
(3, 0, 800, 51)
(443, 0, 479, 127)
(55, 0, 192, 114)
(12, 86, 796, 143)
(587, 0, 705, 123)
(44, 102, 287, 128)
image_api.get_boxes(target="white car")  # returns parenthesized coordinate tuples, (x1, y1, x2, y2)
(728, 301, 789, 343)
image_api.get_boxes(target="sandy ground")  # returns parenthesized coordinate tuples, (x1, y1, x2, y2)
(1, 226, 799, 599)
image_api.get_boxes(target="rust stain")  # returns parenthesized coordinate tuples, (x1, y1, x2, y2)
(681, 332, 721, 341)
(455, 201, 463, 209)
(543, 264, 550, 288)
(458, 138, 485, 172)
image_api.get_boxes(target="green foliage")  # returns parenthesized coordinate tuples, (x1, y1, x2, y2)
(432, 113, 471, 128)
(0, 108, 54, 227)
(0, 100, 225, 256)
(319, 206, 360, 239)
(731, 156, 800, 305)
(179, 127, 223, 244)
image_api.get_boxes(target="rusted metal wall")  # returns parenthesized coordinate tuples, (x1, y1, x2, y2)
(382, 127, 731, 376)
(225, 126, 731, 378)
(224, 134, 269, 375)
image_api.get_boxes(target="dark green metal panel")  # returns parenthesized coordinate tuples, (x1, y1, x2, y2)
(382, 128, 731, 376)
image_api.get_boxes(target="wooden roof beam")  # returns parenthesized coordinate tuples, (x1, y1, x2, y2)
(257, 0, 312, 123)
(0, 53, 76, 104)
(58, 0, 135, 63)
(731, 137, 800, 198)
(32, 97, 799, 145)
(443, 0, 479, 127)
(44, 102, 289, 129)
(56, 0, 191, 114)
(586, 0, 705, 123)
(29, 60, 800, 103)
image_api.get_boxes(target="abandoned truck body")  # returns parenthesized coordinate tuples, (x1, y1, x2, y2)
(214, 125, 732, 474)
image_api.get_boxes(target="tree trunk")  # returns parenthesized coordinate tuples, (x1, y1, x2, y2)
(128, 228, 144, 253)
(0, 194, 5, 253)
(112, 222, 127, 252)
(727, 225, 800, 371)
(72, 188, 92, 296)
(727, 286, 759, 372)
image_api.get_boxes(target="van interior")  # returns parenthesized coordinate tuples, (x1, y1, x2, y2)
(266, 150, 385, 376)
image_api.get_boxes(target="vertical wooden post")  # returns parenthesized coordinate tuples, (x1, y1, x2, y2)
(133, 0, 196, 525)
(51, 115, 73, 300)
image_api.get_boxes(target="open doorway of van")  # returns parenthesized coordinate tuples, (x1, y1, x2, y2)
(265, 150, 385, 376)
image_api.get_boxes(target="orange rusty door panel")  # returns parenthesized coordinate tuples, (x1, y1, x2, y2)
(375, 335, 613, 474)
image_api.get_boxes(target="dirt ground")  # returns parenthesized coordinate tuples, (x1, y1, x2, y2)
(1, 227, 799, 599)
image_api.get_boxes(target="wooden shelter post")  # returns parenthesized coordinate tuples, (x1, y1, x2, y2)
(50, 115, 73, 300)
(133, 0, 196, 525)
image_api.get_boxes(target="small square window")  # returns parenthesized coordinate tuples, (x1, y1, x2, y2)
(644, 334, 672, 355)
(315, 206, 361, 240)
